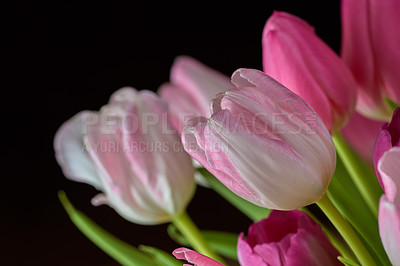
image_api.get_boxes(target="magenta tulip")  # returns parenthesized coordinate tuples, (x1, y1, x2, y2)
(173, 248, 224, 266)
(373, 108, 400, 190)
(54, 87, 195, 225)
(182, 68, 336, 210)
(158, 56, 233, 134)
(262, 11, 356, 134)
(341, 0, 400, 120)
(238, 210, 341, 266)
(341, 111, 384, 164)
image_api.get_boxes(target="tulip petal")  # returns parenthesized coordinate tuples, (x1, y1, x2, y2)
(373, 129, 393, 190)
(378, 147, 400, 204)
(379, 196, 400, 266)
(369, 0, 400, 104)
(237, 235, 269, 266)
(263, 11, 356, 132)
(158, 83, 202, 134)
(286, 228, 341, 266)
(54, 111, 103, 189)
(170, 56, 233, 117)
(172, 247, 224, 266)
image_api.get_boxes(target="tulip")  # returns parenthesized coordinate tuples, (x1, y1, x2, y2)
(378, 148, 400, 266)
(373, 108, 400, 190)
(341, 0, 400, 120)
(238, 210, 341, 266)
(173, 247, 224, 266)
(341, 111, 384, 165)
(262, 11, 356, 134)
(182, 68, 336, 210)
(373, 108, 400, 265)
(54, 87, 196, 225)
(158, 56, 233, 134)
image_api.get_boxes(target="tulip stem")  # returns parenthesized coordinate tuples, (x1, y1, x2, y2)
(317, 194, 376, 266)
(332, 133, 380, 218)
(172, 211, 226, 264)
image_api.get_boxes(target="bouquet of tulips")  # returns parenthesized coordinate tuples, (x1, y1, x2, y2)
(54, 1, 400, 265)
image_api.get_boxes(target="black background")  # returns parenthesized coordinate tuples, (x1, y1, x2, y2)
(4, 1, 341, 265)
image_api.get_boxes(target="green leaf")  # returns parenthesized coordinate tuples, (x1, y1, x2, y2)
(167, 224, 238, 260)
(327, 158, 391, 266)
(338, 256, 360, 266)
(139, 245, 181, 266)
(202, 230, 238, 260)
(197, 168, 269, 222)
(58, 191, 154, 266)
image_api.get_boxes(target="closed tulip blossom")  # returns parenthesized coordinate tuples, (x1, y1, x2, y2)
(182, 68, 336, 210)
(54, 87, 196, 225)
(158, 56, 233, 134)
(173, 248, 224, 266)
(341, 0, 400, 120)
(238, 210, 341, 266)
(262, 11, 357, 134)
(374, 109, 400, 265)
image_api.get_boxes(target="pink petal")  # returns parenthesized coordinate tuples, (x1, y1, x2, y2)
(237, 235, 269, 266)
(170, 56, 233, 117)
(369, 0, 400, 104)
(263, 11, 356, 133)
(158, 83, 202, 134)
(173, 247, 224, 266)
(379, 196, 400, 266)
(54, 111, 103, 189)
(373, 129, 393, 190)
(378, 147, 400, 203)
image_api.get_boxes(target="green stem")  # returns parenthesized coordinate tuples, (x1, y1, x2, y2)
(300, 207, 356, 262)
(333, 133, 380, 217)
(172, 212, 226, 264)
(317, 194, 376, 266)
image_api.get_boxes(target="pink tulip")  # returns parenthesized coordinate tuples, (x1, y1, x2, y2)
(341, 0, 400, 120)
(341, 111, 384, 165)
(158, 56, 233, 134)
(262, 11, 356, 134)
(173, 248, 224, 266)
(374, 108, 400, 264)
(182, 68, 336, 210)
(373, 108, 400, 190)
(377, 148, 400, 265)
(238, 210, 341, 266)
(54, 87, 195, 225)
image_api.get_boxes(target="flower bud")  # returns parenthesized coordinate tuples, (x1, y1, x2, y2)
(341, 0, 400, 120)
(54, 87, 195, 225)
(182, 69, 336, 210)
(262, 11, 357, 134)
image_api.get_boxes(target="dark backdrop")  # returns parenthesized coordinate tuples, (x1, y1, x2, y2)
(4, 1, 341, 265)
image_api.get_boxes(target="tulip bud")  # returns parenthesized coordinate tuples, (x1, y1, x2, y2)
(54, 87, 196, 225)
(373, 108, 400, 190)
(173, 248, 224, 266)
(341, 0, 400, 120)
(182, 69, 336, 210)
(158, 56, 233, 134)
(262, 11, 357, 134)
(238, 210, 341, 266)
